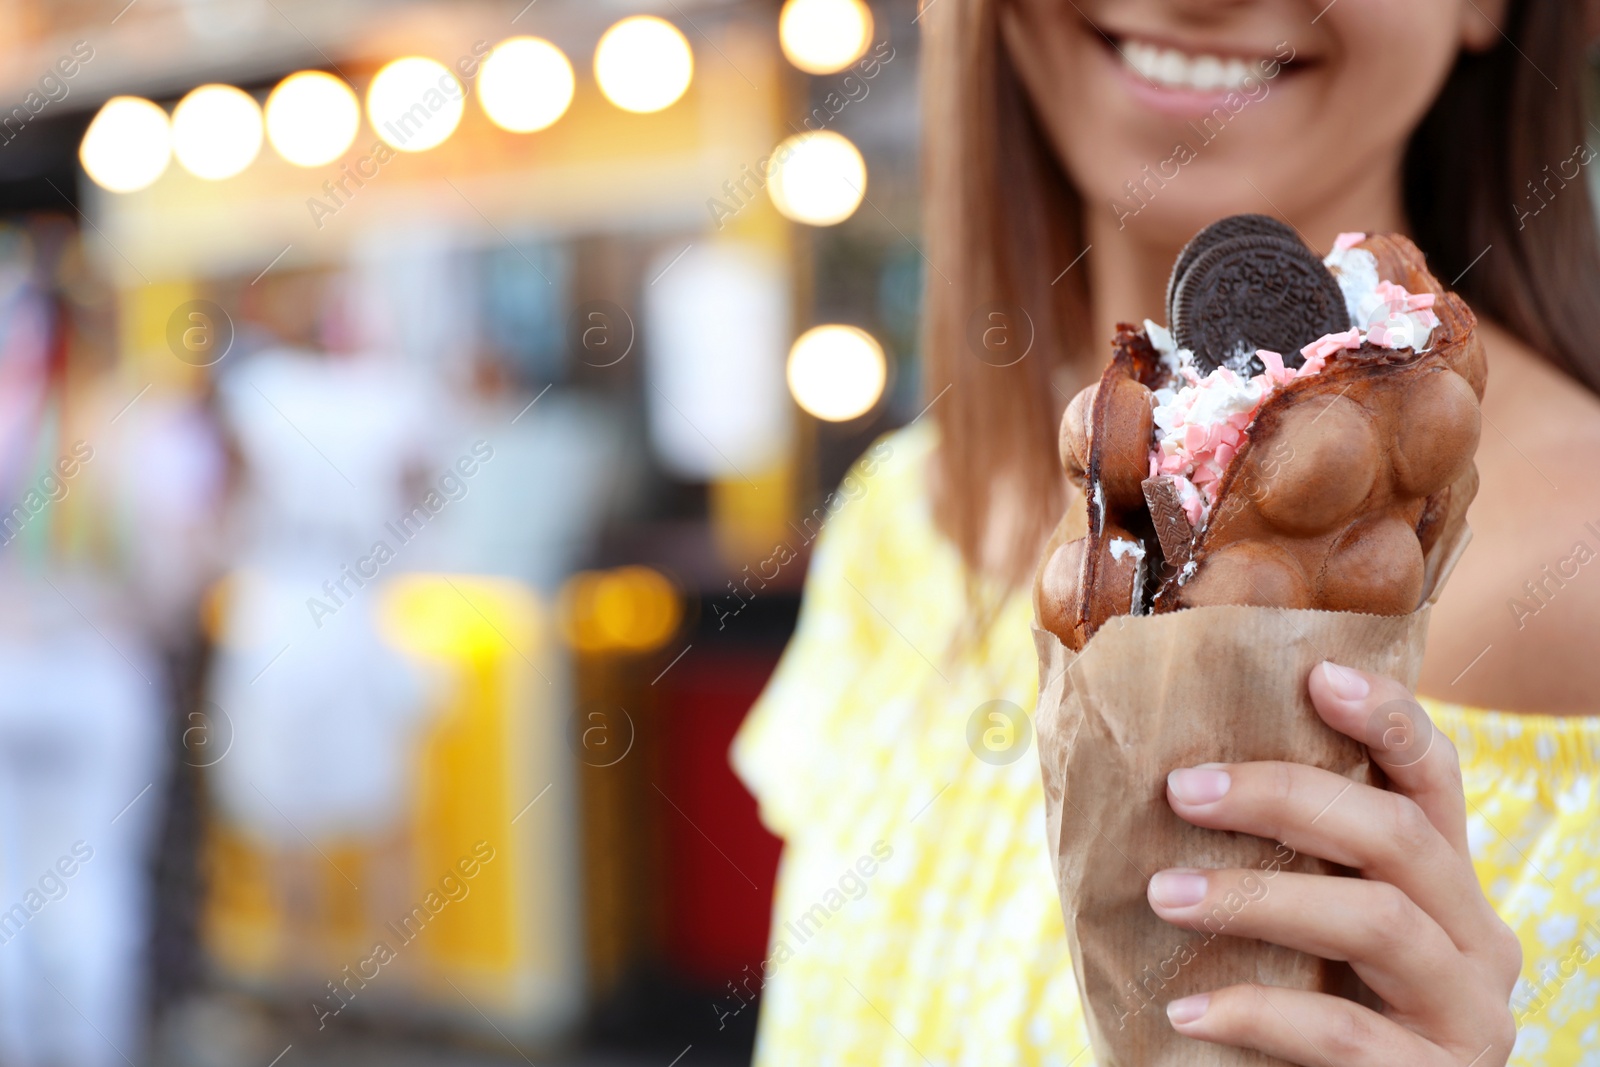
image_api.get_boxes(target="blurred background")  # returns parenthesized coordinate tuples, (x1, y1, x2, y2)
(0, 0, 923, 1063)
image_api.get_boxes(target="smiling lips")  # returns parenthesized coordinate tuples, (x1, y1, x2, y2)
(1117, 38, 1284, 94)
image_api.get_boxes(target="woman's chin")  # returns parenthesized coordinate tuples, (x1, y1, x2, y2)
(1078, 182, 1281, 249)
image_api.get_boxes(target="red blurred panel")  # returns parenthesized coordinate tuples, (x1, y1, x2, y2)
(656, 648, 783, 983)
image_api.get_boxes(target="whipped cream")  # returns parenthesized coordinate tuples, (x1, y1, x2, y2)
(1149, 349, 1320, 527)
(1108, 537, 1146, 562)
(1323, 232, 1440, 353)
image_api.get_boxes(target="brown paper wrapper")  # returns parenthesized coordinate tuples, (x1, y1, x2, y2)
(1032, 526, 1471, 1066)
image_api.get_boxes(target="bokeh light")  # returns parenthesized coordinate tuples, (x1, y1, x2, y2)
(479, 36, 576, 133)
(594, 16, 694, 114)
(779, 0, 873, 75)
(786, 324, 886, 421)
(265, 71, 361, 166)
(367, 56, 464, 152)
(377, 574, 541, 661)
(171, 84, 263, 181)
(766, 130, 866, 225)
(560, 566, 682, 653)
(80, 96, 172, 193)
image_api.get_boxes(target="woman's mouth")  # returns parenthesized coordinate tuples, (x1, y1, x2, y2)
(1118, 39, 1277, 93)
(1099, 33, 1304, 118)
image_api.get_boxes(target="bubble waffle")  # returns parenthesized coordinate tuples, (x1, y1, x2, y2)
(1035, 223, 1485, 652)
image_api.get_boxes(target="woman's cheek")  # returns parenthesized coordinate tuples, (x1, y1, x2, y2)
(1317, 0, 1473, 135)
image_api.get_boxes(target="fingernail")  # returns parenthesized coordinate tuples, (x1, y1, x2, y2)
(1149, 869, 1208, 908)
(1167, 993, 1210, 1026)
(1320, 661, 1369, 701)
(1168, 767, 1230, 805)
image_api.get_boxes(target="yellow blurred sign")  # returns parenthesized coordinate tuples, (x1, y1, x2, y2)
(203, 574, 581, 1041)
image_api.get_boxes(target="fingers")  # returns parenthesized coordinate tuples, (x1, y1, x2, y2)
(1308, 660, 1468, 859)
(1147, 868, 1469, 1019)
(1165, 984, 1455, 1067)
(1165, 761, 1496, 956)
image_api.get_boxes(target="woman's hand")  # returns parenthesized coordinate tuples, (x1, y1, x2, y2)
(1147, 661, 1522, 1066)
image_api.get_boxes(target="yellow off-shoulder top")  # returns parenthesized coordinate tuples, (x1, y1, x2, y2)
(732, 422, 1600, 1066)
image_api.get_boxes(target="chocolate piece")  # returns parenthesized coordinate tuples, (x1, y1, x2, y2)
(1171, 234, 1350, 375)
(1141, 476, 1195, 573)
(1164, 213, 1299, 323)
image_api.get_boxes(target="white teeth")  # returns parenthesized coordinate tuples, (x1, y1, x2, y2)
(1120, 39, 1269, 93)
(1190, 55, 1224, 91)
(1155, 49, 1186, 85)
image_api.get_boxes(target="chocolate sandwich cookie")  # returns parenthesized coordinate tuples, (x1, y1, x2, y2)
(1171, 234, 1349, 375)
(1164, 213, 1300, 324)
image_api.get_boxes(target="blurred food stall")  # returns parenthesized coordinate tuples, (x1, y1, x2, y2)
(0, 0, 921, 1062)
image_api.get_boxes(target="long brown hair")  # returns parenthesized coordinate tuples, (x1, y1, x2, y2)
(920, 0, 1600, 589)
